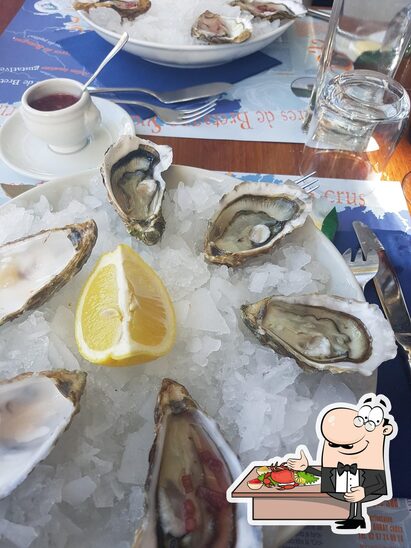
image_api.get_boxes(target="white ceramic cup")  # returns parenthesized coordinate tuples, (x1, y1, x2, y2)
(21, 78, 101, 154)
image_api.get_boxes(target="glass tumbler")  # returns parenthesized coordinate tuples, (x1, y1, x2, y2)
(401, 172, 411, 213)
(303, 0, 411, 129)
(300, 70, 410, 180)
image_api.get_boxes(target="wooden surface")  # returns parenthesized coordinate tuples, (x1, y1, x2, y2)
(0, 0, 23, 34)
(1, 0, 411, 184)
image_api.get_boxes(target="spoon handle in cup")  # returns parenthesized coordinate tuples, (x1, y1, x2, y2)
(81, 32, 129, 92)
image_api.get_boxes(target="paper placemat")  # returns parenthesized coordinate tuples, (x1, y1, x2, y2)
(0, 0, 327, 143)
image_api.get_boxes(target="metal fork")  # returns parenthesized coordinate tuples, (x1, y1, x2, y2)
(110, 97, 217, 125)
(90, 82, 232, 104)
(307, 8, 330, 21)
(294, 171, 319, 193)
(342, 248, 379, 290)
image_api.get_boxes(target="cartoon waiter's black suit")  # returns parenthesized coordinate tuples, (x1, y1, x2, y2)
(304, 464, 387, 528)
(287, 394, 396, 532)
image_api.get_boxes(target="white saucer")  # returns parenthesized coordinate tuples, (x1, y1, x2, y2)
(0, 97, 135, 180)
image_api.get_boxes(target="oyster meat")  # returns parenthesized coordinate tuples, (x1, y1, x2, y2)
(0, 220, 97, 326)
(192, 11, 253, 44)
(204, 181, 312, 266)
(101, 135, 172, 246)
(73, 0, 151, 21)
(0, 369, 87, 499)
(231, 0, 307, 21)
(241, 294, 397, 375)
(133, 378, 260, 547)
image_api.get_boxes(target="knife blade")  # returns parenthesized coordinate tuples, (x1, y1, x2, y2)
(353, 221, 411, 368)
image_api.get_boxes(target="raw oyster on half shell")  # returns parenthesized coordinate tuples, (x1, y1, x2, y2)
(133, 378, 260, 548)
(0, 220, 97, 326)
(192, 10, 253, 44)
(231, 0, 307, 21)
(0, 369, 87, 499)
(241, 294, 397, 375)
(204, 181, 312, 266)
(101, 135, 172, 245)
(73, 0, 151, 21)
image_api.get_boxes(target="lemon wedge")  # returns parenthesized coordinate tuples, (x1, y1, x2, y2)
(256, 466, 270, 475)
(75, 244, 176, 366)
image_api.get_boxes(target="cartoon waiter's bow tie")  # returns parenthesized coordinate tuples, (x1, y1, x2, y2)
(337, 462, 358, 476)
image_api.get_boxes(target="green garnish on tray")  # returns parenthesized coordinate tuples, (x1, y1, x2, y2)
(296, 471, 319, 484)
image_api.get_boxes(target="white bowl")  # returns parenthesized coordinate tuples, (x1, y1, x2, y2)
(80, 11, 294, 68)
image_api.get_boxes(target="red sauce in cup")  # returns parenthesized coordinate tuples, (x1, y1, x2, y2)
(29, 93, 80, 111)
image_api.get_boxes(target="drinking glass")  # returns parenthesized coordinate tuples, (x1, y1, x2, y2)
(300, 70, 410, 180)
(401, 172, 411, 213)
(304, 0, 411, 129)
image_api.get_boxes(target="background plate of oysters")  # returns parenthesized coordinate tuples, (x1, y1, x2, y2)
(75, 0, 305, 68)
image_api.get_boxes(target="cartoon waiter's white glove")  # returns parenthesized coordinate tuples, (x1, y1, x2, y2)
(344, 486, 365, 503)
(287, 449, 308, 471)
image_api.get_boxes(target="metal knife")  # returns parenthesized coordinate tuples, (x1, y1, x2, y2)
(353, 221, 411, 371)
(89, 82, 232, 105)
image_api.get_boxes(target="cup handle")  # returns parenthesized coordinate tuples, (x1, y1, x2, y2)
(84, 101, 102, 134)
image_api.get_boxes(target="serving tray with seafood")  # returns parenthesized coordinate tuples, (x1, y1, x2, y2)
(0, 145, 385, 547)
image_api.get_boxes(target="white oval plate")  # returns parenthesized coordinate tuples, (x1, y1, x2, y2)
(0, 98, 134, 180)
(0, 165, 366, 548)
(80, 11, 294, 68)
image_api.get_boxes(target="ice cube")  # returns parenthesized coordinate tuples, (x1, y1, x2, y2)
(118, 424, 153, 485)
(62, 477, 97, 506)
(186, 288, 229, 334)
(281, 245, 311, 270)
(0, 519, 37, 548)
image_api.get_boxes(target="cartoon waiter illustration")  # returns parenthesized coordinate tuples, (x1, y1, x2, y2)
(227, 393, 397, 536)
(287, 394, 397, 532)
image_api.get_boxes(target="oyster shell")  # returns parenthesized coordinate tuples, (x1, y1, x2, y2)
(101, 135, 172, 246)
(231, 0, 306, 21)
(133, 378, 260, 548)
(0, 369, 87, 499)
(204, 181, 312, 266)
(241, 294, 397, 375)
(192, 10, 253, 44)
(0, 220, 97, 326)
(73, 0, 151, 21)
